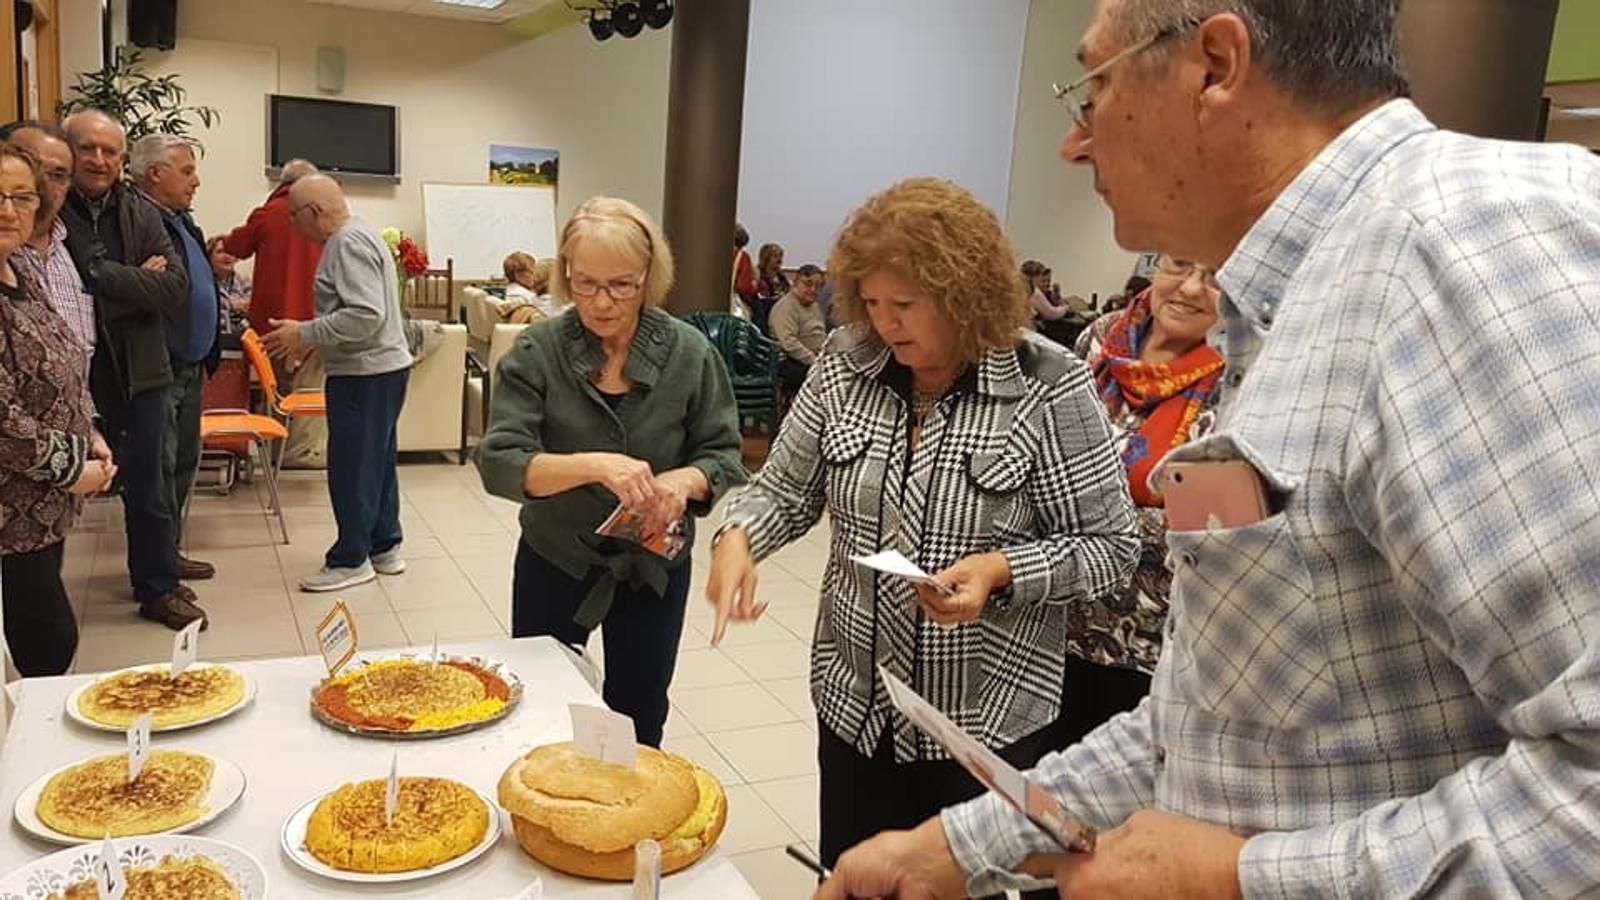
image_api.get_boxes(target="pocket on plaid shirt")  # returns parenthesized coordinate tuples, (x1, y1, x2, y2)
(1164, 512, 1341, 729)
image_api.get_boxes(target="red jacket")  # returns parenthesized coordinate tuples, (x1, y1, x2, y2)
(222, 184, 322, 334)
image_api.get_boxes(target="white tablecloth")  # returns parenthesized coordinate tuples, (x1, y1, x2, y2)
(0, 637, 759, 898)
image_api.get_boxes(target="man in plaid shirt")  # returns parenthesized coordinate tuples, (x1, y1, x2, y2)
(819, 1, 1600, 898)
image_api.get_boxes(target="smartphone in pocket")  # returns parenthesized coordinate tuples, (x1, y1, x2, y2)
(1160, 460, 1270, 531)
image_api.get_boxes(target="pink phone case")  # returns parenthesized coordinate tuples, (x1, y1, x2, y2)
(1161, 460, 1270, 531)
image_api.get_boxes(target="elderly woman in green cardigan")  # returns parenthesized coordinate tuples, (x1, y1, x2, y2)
(477, 196, 746, 747)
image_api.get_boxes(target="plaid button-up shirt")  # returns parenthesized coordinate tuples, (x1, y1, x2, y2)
(723, 327, 1137, 762)
(16, 219, 95, 360)
(943, 99, 1600, 897)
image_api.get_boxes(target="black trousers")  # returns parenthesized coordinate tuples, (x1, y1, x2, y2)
(511, 541, 690, 747)
(1, 541, 78, 676)
(1057, 654, 1152, 746)
(778, 358, 810, 395)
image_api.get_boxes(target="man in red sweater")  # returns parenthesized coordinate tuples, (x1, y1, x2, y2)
(222, 159, 322, 336)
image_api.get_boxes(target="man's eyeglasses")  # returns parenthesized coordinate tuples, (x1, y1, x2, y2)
(0, 191, 42, 212)
(1052, 18, 1200, 131)
(569, 271, 645, 301)
(41, 169, 71, 186)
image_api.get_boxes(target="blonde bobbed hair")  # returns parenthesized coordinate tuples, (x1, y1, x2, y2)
(550, 196, 676, 307)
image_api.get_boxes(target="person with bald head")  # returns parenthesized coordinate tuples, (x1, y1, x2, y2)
(262, 174, 412, 593)
(57, 109, 205, 632)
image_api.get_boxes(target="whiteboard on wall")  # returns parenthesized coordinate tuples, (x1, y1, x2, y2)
(421, 183, 558, 280)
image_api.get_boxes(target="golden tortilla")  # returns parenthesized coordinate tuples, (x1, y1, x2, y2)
(55, 854, 238, 899)
(305, 776, 488, 873)
(37, 750, 213, 838)
(77, 666, 246, 729)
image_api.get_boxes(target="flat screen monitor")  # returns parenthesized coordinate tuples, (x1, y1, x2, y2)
(267, 95, 399, 180)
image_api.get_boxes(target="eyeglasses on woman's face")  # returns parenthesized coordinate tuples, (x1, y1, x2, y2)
(0, 191, 42, 212)
(568, 270, 646, 301)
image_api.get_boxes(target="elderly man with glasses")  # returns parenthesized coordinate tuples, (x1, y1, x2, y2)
(819, 1, 1600, 898)
(262, 174, 413, 592)
(1, 121, 96, 361)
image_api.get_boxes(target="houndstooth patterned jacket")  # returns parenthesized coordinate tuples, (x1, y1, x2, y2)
(722, 326, 1138, 763)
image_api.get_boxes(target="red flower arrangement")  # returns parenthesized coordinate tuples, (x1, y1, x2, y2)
(395, 236, 430, 277)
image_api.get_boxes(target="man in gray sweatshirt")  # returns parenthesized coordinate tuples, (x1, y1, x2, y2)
(261, 174, 412, 592)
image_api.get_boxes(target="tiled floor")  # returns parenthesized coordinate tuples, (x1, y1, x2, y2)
(62, 461, 829, 900)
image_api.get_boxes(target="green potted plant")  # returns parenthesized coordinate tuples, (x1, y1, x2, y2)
(58, 46, 220, 147)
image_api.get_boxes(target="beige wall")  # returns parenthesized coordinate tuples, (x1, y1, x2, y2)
(145, 0, 669, 259)
(1006, 0, 1136, 303)
(56, 0, 102, 101)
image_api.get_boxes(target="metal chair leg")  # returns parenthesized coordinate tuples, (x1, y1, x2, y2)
(257, 440, 290, 544)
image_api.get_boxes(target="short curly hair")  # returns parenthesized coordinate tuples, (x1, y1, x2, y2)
(828, 178, 1029, 366)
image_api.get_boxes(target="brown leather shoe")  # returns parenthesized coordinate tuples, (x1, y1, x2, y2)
(178, 556, 216, 580)
(139, 591, 209, 631)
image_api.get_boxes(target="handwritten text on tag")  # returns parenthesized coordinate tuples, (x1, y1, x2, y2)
(570, 704, 637, 768)
(94, 834, 126, 900)
(125, 713, 153, 782)
(316, 601, 359, 676)
(169, 618, 201, 679)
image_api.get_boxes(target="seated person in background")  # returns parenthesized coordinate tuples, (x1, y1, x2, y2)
(502, 251, 564, 321)
(206, 236, 251, 336)
(1061, 254, 1223, 738)
(768, 263, 827, 393)
(1022, 259, 1083, 347)
(751, 242, 789, 336)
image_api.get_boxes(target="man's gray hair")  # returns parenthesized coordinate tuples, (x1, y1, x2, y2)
(1116, 0, 1409, 113)
(279, 158, 319, 185)
(129, 133, 194, 182)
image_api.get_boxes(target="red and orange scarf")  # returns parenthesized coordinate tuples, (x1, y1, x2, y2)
(1091, 290, 1224, 506)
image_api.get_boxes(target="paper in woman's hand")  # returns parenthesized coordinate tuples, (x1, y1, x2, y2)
(851, 550, 955, 595)
(596, 503, 687, 560)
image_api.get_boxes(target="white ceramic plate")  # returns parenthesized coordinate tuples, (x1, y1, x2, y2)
(280, 784, 501, 883)
(0, 834, 267, 899)
(64, 663, 257, 733)
(13, 750, 248, 845)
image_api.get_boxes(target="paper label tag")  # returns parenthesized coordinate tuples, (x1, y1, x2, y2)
(852, 550, 954, 595)
(316, 601, 359, 676)
(878, 666, 1095, 852)
(125, 713, 152, 782)
(496, 879, 544, 900)
(430, 633, 439, 667)
(169, 618, 201, 679)
(94, 835, 126, 900)
(384, 750, 399, 827)
(570, 703, 637, 768)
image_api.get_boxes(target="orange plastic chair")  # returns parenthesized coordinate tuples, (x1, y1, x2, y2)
(240, 328, 325, 476)
(194, 410, 291, 543)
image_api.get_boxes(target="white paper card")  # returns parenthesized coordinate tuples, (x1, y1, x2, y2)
(852, 550, 954, 595)
(169, 618, 201, 679)
(430, 632, 439, 667)
(94, 835, 126, 900)
(384, 750, 399, 827)
(316, 600, 359, 676)
(125, 713, 152, 782)
(570, 703, 637, 768)
(495, 880, 544, 900)
(878, 666, 1095, 852)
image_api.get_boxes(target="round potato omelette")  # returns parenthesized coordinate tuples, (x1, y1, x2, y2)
(305, 776, 488, 873)
(77, 665, 247, 729)
(56, 854, 237, 899)
(37, 749, 214, 838)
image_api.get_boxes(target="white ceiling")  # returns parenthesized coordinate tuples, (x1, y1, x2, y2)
(304, 0, 559, 24)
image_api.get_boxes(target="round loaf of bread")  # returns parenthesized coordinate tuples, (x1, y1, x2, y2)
(498, 742, 727, 880)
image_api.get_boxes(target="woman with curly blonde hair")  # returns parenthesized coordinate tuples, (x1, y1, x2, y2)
(707, 177, 1137, 881)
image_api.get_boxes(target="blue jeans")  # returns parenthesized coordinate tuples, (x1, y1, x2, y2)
(324, 368, 408, 569)
(512, 541, 690, 747)
(110, 385, 179, 602)
(164, 361, 203, 546)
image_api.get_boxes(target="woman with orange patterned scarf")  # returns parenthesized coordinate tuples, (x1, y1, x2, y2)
(1061, 254, 1223, 743)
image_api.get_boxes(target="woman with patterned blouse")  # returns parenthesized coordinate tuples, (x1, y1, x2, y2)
(0, 145, 115, 676)
(707, 178, 1138, 882)
(1066, 254, 1224, 735)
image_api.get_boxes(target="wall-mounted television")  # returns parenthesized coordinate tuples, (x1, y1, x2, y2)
(266, 95, 399, 182)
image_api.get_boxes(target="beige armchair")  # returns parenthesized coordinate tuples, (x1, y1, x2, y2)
(397, 322, 468, 459)
(462, 287, 532, 440)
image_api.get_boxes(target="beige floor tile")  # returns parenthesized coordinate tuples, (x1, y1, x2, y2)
(672, 683, 794, 734)
(73, 621, 183, 673)
(294, 607, 409, 652)
(706, 722, 819, 782)
(730, 847, 819, 900)
(395, 602, 507, 643)
(761, 677, 816, 723)
(437, 529, 519, 557)
(760, 579, 821, 611)
(395, 536, 449, 559)
(195, 605, 304, 660)
(380, 558, 477, 610)
(669, 648, 752, 691)
(766, 606, 819, 642)
(719, 784, 800, 854)
(661, 704, 695, 740)
(751, 774, 820, 842)
(712, 615, 802, 648)
(660, 734, 744, 786)
(722, 639, 811, 681)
